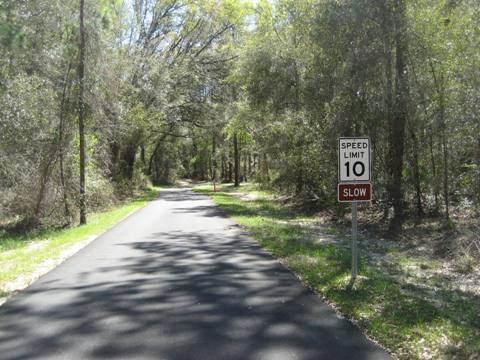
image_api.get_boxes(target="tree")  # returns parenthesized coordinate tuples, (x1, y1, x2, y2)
(387, 0, 409, 233)
(78, 0, 87, 225)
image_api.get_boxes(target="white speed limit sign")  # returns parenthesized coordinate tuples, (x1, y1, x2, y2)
(338, 138, 371, 182)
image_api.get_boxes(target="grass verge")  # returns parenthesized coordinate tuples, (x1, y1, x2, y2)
(0, 187, 160, 303)
(194, 183, 479, 360)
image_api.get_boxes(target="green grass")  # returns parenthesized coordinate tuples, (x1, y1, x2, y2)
(194, 183, 480, 360)
(0, 187, 160, 295)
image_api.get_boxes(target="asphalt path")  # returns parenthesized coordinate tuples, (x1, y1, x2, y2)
(0, 187, 392, 360)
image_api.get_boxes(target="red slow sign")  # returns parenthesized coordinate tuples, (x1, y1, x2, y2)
(338, 183, 372, 202)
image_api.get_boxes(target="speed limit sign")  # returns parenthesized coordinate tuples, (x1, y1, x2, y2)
(338, 137, 372, 281)
(338, 138, 371, 182)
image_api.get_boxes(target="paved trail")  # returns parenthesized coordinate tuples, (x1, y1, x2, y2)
(0, 187, 391, 360)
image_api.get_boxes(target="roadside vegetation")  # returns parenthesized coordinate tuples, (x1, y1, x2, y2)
(195, 183, 479, 360)
(0, 0, 478, 356)
(0, 187, 160, 305)
(1, 0, 479, 237)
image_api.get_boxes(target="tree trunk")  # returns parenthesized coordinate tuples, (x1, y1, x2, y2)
(261, 153, 270, 183)
(221, 154, 226, 181)
(387, 0, 409, 234)
(59, 63, 72, 221)
(407, 47, 439, 217)
(78, 0, 87, 225)
(409, 123, 424, 218)
(382, 4, 394, 220)
(243, 151, 247, 183)
(384, 41, 393, 130)
(228, 159, 233, 183)
(212, 133, 217, 182)
(140, 146, 146, 165)
(296, 151, 303, 194)
(233, 133, 239, 187)
(120, 142, 138, 181)
(208, 155, 213, 180)
(428, 131, 439, 213)
(148, 134, 169, 176)
(439, 91, 449, 221)
(476, 136, 480, 210)
(34, 152, 56, 218)
(110, 141, 120, 179)
(59, 145, 70, 220)
(149, 145, 159, 178)
(429, 62, 449, 221)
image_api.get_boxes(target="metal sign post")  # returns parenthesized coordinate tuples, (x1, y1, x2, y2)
(351, 201, 358, 279)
